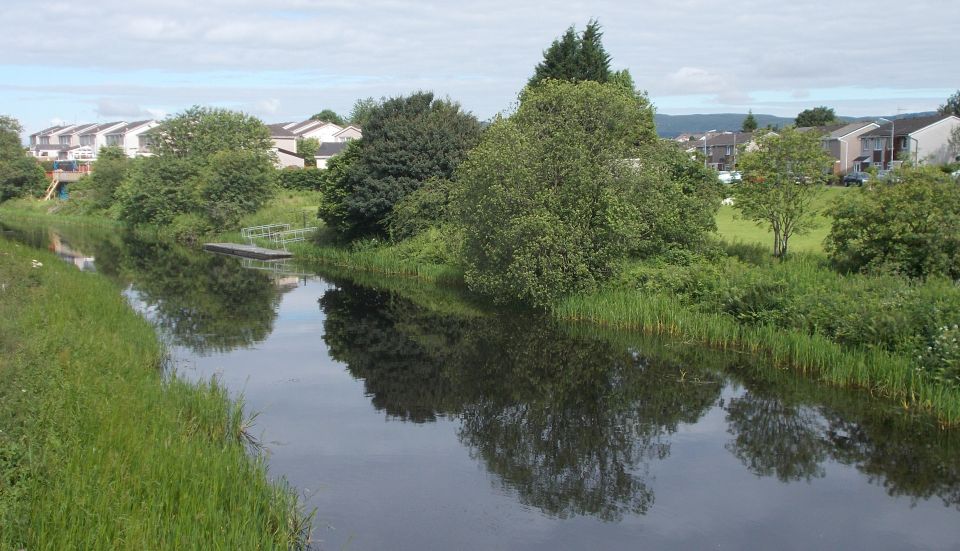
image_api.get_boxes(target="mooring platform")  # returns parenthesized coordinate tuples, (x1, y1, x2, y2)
(203, 243, 293, 260)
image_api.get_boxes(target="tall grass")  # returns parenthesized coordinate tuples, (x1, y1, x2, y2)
(0, 239, 309, 549)
(555, 288, 960, 426)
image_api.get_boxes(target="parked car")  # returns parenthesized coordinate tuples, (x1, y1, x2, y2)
(843, 171, 870, 187)
(717, 171, 742, 184)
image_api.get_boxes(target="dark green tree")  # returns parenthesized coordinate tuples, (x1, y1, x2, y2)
(529, 20, 612, 87)
(938, 90, 960, 117)
(318, 92, 482, 238)
(311, 109, 345, 125)
(795, 106, 838, 127)
(0, 115, 46, 202)
(742, 110, 758, 132)
(86, 145, 130, 209)
(200, 149, 276, 229)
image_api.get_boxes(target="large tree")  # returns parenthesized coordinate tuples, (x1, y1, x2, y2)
(0, 115, 46, 202)
(318, 92, 482, 237)
(733, 127, 833, 258)
(149, 106, 273, 160)
(528, 20, 612, 87)
(311, 109, 345, 125)
(795, 106, 838, 127)
(348, 97, 381, 127)
(455, 79, 714, 307)
(939, 90, 960, 117)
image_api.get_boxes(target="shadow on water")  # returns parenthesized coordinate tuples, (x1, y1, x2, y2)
(318, 277, 960, 521)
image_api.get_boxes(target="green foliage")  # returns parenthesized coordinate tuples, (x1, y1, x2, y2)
(742, 110, 758, 132)
(0, 115, 46, 202)
(116, 157, 202, 226)
(795, 106, 838, 127)
(456, 80, 665, 307)
(939, 89, 960, 117)
(295, 137, 320, 167)
(826, 167, 960, 279)
(200, 149, 276, 229)
(349, 96, 381, 127)
(311, 108, 345, 125)
(86, 146, 129, 210)
(277, 166, 325, 191)
(386, 177, 455, 241)
(150, 105, 273, 160)
(318, 91, 482, 238)
(734, 127, 833, 257)
(529, 20, 612, 86)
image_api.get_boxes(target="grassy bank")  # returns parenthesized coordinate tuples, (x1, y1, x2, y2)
(0, 238, 308, 548)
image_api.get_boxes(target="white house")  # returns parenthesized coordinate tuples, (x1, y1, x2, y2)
(333, 125, 362, 142)
(857, 114, 960, 170)
(77, 122, 126, 157)
(104, 120, 159, 157)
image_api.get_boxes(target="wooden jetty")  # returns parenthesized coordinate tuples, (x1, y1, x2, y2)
(203, 243, 293, 260)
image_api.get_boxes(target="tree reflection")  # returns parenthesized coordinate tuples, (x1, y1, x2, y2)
(118, 233, 281, 354)
(319, 281, 724, 520)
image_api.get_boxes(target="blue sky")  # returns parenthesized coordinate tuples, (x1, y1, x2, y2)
(3, 0, 957, 135)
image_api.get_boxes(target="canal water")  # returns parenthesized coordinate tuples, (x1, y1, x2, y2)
(4, 221, 960, 550)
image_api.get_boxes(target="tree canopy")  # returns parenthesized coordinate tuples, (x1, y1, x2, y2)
(318, 92, 482, 237)
(311, 109, 345, 125)
(742, 110, 758, 132)
(939, 90, 960, 117)
(149, 106, 273, 160)
(455, 79, 717, 307)
(734, 127, 833, 258)
(0, 115, 46, 202)
(348, 97, 381, 127)
(528, 20, 612, 87)
(795, 106, 838, 127)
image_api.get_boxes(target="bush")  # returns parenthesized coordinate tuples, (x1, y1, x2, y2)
(386, 177, 454, 241)
(277, 167, 324, 191)
(87, 146, 129, 210)
(826, 167, 960, 279)
(200, 150, 275, 229)
(116, 157, 202, 226)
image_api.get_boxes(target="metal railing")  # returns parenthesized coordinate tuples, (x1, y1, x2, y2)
(241, 223, 291, 244)
(268, 227, 318, 250)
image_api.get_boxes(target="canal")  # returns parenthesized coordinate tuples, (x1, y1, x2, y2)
(4, 221, 960, 550)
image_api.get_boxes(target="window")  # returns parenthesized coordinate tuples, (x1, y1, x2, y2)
(40, 136, 49, 145)
(106, 135, 122, 146)
(900, 136, 909, 150)
(725, 146, 732, 156)
(873, 138, 883, 151)
(60, 136, 70, 145)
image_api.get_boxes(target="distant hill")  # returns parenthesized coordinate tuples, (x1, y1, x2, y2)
(654, 111, 938, 138)
(655, 113, 794, 137)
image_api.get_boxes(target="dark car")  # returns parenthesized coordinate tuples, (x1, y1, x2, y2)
(843, 171, 870, 186)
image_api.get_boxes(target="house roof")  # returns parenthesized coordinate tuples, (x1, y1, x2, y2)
(64, 123, 98, 135)
(861, 114, 955, 138)
(334, 125, 362, 135)
(704, 132, 753, 147)
(827, 121, 877, 139)
(80, 122, 125, 135)
(315, 142, 349, 157)
(107, 120, 153, 135)
(286, 120, 322, 135)
(33, 125, 65, 137)
(268, 123, 296, 138)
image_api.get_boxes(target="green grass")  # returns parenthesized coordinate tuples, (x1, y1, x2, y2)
(715, 186, 850, 254)
(0, 239, 309, 549)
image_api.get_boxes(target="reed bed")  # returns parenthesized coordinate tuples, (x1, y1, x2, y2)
(0, 239, 309, 549)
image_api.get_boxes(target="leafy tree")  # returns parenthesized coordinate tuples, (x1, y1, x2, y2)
(150, 105, 272, 160)
(385, 177, 455, 241)
(742, 110, 758, 132)
(529, 20, 612, 87)
(948, 125, 960, 161)
(296, 137, 320, 167)
(86, 145, 130, 209)
(455, 80, 668, 307)
(318, 91, 482, 238)
(794, 106, 838, 127)
(826, 167, 960, 279)
(0, 115, 46, 202)
(348, 97, 381, 127)
(117, 157, 202, 226)
(200, 149, 276, 229)
(311, 109, 345, 125)
(939, 90, 960, 117)
(733, 127, 833, 258)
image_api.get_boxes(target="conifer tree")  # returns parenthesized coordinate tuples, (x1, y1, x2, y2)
(529, 20, 612, 87)
(742, 110, 758, 132)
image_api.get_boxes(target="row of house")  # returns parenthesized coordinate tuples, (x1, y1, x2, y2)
(27, 117, 363, 169)
(677, 114, 960, 175)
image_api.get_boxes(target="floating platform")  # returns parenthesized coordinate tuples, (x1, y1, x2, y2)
(203, 243, 292, 260)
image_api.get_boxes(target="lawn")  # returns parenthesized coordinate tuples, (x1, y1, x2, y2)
(714, 186, 851, 254)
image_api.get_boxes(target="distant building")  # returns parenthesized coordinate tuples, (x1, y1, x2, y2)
(856, 114, 960, 170)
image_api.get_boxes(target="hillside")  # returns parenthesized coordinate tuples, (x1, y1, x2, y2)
(654, 111, 937, 138)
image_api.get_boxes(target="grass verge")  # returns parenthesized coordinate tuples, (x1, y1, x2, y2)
(0, 238, 309, 549)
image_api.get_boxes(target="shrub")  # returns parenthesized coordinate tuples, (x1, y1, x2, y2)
(386, 177, 455, 241)
(200, 150, 275, 229)
(277, 167, 324, 191)
(116, 157, 202, 226)
(826, 167, 960, 279)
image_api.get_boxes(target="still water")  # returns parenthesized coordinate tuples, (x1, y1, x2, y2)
(4, 222, 960, 550)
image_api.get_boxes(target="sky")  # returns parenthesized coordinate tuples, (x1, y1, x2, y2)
(3, 0, 958, 135)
